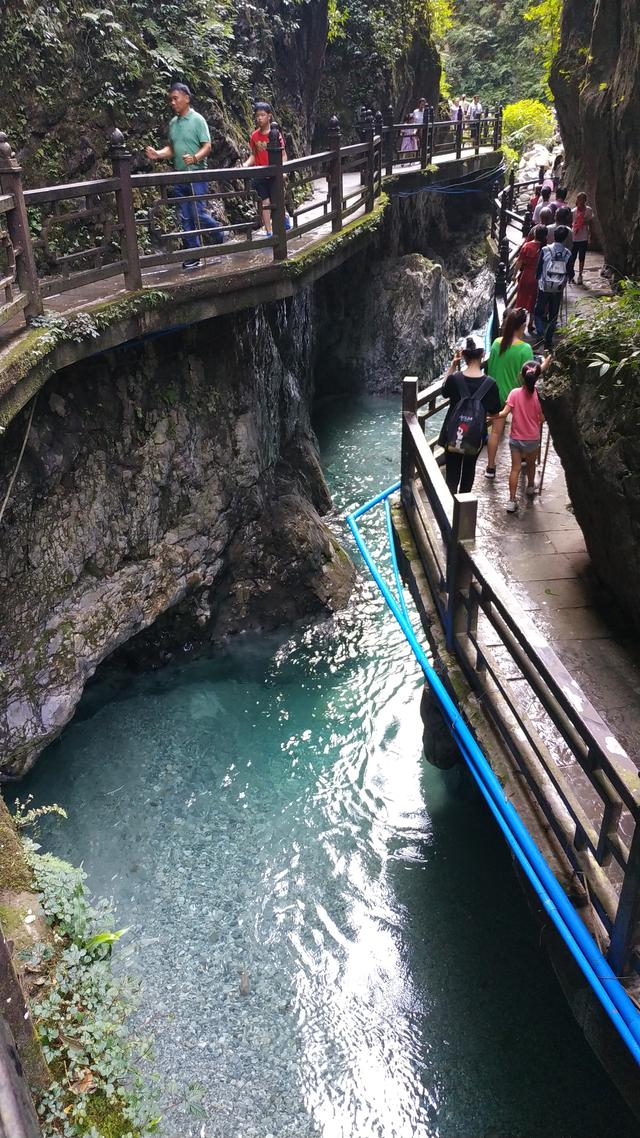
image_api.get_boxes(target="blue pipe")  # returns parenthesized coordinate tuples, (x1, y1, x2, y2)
(347, 484, 640, 1064)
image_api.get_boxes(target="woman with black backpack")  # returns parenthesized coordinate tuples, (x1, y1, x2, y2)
(439, 337, 501, 494)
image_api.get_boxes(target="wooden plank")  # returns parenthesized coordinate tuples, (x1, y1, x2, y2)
(40, 260, 125, 297)
(24, 177, 119, 205)
(0, 293, 27, 327)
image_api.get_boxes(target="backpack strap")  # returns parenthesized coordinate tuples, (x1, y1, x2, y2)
(452, 373, 469, 400)
(473, 378, 494, 402)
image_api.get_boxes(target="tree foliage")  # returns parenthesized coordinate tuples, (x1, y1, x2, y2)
(442, 0, 552, 107)
(524, 0, 562, 89)
(502, 98, 554, 156)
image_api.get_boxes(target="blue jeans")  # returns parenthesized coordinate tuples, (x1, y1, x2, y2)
(534, 289, 562, 349)
(173, 181, 224, 249)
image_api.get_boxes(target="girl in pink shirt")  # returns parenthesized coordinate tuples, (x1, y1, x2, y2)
(490, 358, 551, 512)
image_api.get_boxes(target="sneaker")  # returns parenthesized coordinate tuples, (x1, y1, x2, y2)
(182, 258, 203, 270)
(525, 485, 537, 497)
(484, 467, 496, 479)
(577, 274, 584, 285)
(506, 498, 518, 513)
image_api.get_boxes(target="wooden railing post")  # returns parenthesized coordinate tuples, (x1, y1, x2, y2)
(268, 121, 288, 260)
(508, 168, 516, 209)
(0, 132, 42, 320)
(374, 110, 383, 192)
(419, 114, 428, 168)
(498, 189, 508, 243)
(608, 823, 640, 976)
(401, 376, 418, 492)
(445, 493, 477, 650)
(364, 109, 375, 213)
(384, 104, 394, 176)
(491, 193, 498, 239)
(427, 106, 435, 164)
(455, 117, 463, 160)
(109, 128, 142, 292)
(328, 115, 342, 233)
(494, 105, 503, 149)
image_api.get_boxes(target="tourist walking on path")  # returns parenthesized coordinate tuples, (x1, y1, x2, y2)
(484, 307, 534, 478)
(439, 337, 501, 494)
(534, 226, 572, 350)
(412, 98, 427, 124)
(569, 192, 594, 285)
(399, 112, 418, 158)
(243, 102, 288, 237)
(468, 95, 483, 142)
(533, 186, 557, 224)
(514, 225, 548, 333)
(145, 82, 224, 269)
(489, 358, 551, 512)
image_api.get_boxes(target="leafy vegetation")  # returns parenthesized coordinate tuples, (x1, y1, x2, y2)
(19, 834, 158, 1137)
(524, 0, 562, 92)
(559, 281, 640, 388)
(442, 0, 560, 107)
(502, 98, 554, 155)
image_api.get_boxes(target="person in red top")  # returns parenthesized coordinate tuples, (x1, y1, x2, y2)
(243, 101, 288, 236)
(514, 224, 548, 334)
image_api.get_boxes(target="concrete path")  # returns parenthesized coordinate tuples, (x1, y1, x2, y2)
(476, 251, 640, 761)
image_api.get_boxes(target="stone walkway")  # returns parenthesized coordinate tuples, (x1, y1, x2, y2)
(475, 252, 640, 761)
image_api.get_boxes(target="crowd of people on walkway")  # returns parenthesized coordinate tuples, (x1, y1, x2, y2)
(440, 312, 551, 515)
(513, 180, 594, 349)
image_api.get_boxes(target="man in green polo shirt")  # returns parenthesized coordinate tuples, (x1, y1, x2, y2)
(145, 82, 224, 269)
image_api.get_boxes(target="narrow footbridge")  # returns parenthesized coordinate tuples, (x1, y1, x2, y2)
(359, 177, 640, 1101)
(0, 107, 504, 339)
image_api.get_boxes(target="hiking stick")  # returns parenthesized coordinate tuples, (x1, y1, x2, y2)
(539, 423, 552, 492)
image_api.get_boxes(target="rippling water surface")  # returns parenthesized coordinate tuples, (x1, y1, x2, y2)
(24, 395, 636, 1137)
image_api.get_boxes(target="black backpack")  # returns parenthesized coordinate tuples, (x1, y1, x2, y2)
(445, 375, 494, 456)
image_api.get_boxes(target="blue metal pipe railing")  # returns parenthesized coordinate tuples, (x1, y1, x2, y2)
(347, 481, 640, 1065)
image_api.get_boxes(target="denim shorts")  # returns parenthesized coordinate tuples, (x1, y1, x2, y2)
(509, 438, 540, 453)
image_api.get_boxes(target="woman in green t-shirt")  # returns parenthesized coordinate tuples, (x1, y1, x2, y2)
(484, 307, 534, 477)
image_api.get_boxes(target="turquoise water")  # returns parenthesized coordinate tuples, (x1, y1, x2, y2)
(24, 395, 637, 1137)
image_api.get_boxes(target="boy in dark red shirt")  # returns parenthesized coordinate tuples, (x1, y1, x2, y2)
(243, 101, 287, 235)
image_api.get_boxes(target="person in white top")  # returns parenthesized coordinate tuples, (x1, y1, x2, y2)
(460, 94, 470, 118)
(412, 97, 427, 125)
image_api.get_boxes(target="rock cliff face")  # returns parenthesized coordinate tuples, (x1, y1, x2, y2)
(542, 352, 640, 636)
(0, 297, 354, 777)
(315, 188, 494, 394)
(551, 0, 640, 276)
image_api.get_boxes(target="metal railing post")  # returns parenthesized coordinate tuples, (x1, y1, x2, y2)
(267, 122, 287, 260)
(384, 104, 394, 176)
(401, 377, 418, 492)
(364, 109, 375, 213)
(109, 128, 142, 292)
(608, 823, 640, 976)
(328, 115, 343, 233)
(445, 493, 478, 650)
(0, 132, 42, 321)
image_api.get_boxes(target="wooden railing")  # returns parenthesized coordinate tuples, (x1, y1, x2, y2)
(0, 109, 504, 334)
(400, 374, 640, 978)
